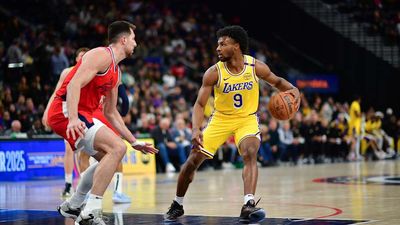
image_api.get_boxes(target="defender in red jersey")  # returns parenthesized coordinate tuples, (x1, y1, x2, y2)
(47, 21, 158, 225)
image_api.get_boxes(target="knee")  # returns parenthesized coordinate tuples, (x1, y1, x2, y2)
(113, 141, 127, 159)
(242, 146, 258, 162)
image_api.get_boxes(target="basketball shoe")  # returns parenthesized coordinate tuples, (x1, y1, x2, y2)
(164, 200, 184, 221)
(75, 209, 108, 225)
(57, 201, 81, 220)
(239, 199, 266, 223)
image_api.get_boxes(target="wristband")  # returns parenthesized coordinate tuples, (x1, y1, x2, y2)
(131, 140, 145, 147)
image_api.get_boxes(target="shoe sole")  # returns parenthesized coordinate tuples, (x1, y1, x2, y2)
(239, 209, 266, 223)
(57, 206, 79, 220)
(112, 198, 132, 204)
(163, 214, 183, 222)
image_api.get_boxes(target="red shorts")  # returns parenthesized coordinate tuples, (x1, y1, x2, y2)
(48, 99, 105, 155)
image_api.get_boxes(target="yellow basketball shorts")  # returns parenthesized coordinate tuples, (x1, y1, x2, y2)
(348, 121, 361, 136)
(200, 112, 261, 158)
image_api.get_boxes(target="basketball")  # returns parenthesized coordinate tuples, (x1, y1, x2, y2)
(268, 92, 297, 120)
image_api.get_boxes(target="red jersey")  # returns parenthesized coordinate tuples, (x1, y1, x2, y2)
(55, 47, 120, 113)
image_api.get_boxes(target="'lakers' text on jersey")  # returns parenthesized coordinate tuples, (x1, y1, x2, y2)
(214, 55, 259, 117)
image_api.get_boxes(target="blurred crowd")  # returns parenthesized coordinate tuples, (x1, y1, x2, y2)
(324, 0, 400, 46)
(0, 0, 399, 173)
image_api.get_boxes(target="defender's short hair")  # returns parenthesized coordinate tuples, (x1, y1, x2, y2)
(75, 47, 89, 57)
(217, 25, 249, 53)
(108, 21, 136, 43)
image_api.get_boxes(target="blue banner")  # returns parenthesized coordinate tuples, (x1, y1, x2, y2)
(0, 139, 65, 181)
(289, 74, 339, 93)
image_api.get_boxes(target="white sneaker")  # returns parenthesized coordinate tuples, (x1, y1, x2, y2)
(166, 163, 176, 173)
(75, 209, 107, 225)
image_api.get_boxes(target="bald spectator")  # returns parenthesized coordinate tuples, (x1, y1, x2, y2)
(151, 117, 178, 173)
(171, 118, 191, 162)
(4, 120, 27, 138)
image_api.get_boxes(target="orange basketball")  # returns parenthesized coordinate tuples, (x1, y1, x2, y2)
(268, 92, 297, 120)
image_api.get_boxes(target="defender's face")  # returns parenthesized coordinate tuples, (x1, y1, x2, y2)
(75, 51, 86, 63)
(216, 36, 236, 62)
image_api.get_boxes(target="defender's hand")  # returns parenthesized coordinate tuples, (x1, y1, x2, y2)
(131, 141, 159, 154)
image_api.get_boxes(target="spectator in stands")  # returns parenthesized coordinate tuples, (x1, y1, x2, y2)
(5, 39, 22, 82)
(50, 45, 69, 85)
(151, 117, 179, 173)
(0, 111, 12, 133)
(27, 117, 48, 137)
(268, 119, 280, 163)
(364, 111, 387, 159)
(4, 120, 27, 138)
(306, 110, 327, 164)
(171, 118, 191, 159)
(278, 121, 299, 165)
(258, 124, 275, 167)
(17, 76, 30, 96)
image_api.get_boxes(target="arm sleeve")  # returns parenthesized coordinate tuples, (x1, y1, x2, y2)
(118, 84, 129, 116)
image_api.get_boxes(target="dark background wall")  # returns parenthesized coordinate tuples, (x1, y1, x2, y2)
(206, 0, 400, 113)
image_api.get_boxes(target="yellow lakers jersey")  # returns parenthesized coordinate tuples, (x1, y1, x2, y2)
(214, 55, 259, 117)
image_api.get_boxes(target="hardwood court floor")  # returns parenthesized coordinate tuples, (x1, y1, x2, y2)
(1, 160, 399, 224)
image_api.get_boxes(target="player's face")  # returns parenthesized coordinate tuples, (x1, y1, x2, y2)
(124, 28, 137, 57)
(216, 36, 236, 62)
(75, 51, 86, 63)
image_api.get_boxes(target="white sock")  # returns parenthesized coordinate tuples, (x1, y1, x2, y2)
(65, 174, 73, 184)
(244, 194, 254, 204)
(114, 172, 123, 194)
(69, 162, 98, 209)
(175, 196, 184, 206)
(82, 194, 103, 215)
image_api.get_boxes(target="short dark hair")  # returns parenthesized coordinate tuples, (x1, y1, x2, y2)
(76, 47, 89, 57)
(216, 25, 249, 53)
(108, 21, 136, 43)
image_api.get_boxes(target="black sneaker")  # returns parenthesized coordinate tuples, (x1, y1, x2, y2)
(239, 199, 266, 223)
(61, 183, 73, 198)
(164, 200, 184, 221)
(57, 201, 81, 220)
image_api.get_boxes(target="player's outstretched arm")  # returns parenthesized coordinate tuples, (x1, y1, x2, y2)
(192, 66, 218, 149)
(103, 84, 158, 155)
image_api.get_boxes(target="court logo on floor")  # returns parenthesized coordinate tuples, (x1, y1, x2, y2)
(313, 175, 400, 185)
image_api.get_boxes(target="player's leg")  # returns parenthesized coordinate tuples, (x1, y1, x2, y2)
(62, 140, 74, 198)
(235, 115, 265, 223)
(75, 125, 127, 224)
(112, 161, 131, 204)
(164, 150, 208, 221)
(164, 114, 229, 221)
(78, 151, 90, 174)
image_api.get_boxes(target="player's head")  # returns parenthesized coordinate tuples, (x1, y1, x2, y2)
(108, 21, 137, 57)
(216, 25, 249, 62)
(75, 47, 89, 63)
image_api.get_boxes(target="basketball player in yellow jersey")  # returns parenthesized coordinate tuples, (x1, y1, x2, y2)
(347, 95, 362, 160)
(165, 25, 300, 223)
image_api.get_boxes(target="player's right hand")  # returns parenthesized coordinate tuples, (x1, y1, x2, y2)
(66, 118, 86, 140)
(191, 128, 204, 150)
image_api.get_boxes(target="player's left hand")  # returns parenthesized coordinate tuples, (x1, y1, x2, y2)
(131, 141, 159, 154)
